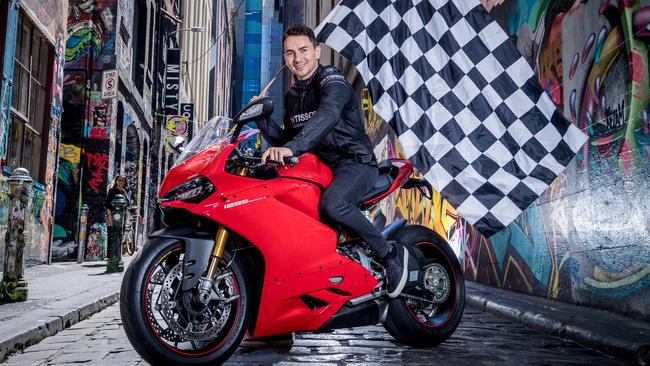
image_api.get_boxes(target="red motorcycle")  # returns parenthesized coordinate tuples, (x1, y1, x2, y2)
(120, 97, 465, 365)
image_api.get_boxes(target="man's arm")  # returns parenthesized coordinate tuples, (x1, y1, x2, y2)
(256, 97, 293, 146)
(257, 117, 290, 146)
(284, 71, 349, 156)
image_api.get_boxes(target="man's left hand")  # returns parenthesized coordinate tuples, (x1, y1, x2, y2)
(262, 147, 293, 165)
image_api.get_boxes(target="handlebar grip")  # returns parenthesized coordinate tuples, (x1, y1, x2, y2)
(266, 156, 299, 166)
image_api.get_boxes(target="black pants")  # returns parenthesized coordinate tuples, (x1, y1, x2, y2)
(319, 160, 389, 258)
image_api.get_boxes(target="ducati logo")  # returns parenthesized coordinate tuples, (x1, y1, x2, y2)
(223, 197, 264, 209)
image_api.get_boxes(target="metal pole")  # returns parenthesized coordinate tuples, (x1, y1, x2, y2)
(76, 204, 89, 263)
(0, 168, 33, 302)
(106, 194, 126, 273)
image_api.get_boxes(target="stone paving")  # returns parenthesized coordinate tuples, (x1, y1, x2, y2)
(3, 303, 630, 365)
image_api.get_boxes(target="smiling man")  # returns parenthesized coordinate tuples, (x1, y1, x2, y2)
(243, 23, 410, 350)
(259, 24, 409, 298)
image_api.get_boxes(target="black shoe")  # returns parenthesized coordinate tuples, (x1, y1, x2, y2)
(382, 243, 409, 298)
(239, 333, 294, 348)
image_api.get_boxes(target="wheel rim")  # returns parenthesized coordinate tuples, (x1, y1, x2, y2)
(402, 241, 459, 329)
(143, 245, 241, 356)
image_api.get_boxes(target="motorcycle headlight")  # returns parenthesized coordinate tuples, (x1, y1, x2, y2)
(160, 176, 215, 203)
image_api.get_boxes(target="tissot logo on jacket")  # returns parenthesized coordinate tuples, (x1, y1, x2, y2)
(258, 64, 377, 167)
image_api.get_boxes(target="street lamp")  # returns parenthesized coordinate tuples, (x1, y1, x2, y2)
(164, 26, 205, 44)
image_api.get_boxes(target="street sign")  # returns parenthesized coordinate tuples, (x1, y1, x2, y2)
(164, 48, 181, 116)
(101, 69, 118, 99)
(180, 103, 194, 122)
(180, 103, 194, 138)
(164, 115, 188, 153)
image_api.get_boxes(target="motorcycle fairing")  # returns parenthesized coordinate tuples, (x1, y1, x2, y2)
(161, 131, 379, 335)
(276, 153, 333, 188)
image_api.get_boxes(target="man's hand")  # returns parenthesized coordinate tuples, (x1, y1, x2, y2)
(262, 147, 293, 165)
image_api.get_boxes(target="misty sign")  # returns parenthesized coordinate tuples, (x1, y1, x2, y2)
(164, 48, 181, 116)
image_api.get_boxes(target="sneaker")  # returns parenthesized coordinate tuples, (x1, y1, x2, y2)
(382, 243, 409, 298)
(239, 333, 294, 348)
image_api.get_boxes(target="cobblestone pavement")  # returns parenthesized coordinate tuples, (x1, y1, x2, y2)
(3, 303, 630, 365)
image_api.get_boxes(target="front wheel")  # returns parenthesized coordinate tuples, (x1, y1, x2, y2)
(383, 225, 465, 347)
(120, 237, 249, 365)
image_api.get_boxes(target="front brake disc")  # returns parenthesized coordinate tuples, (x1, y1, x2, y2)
(159, 262, 233, 341)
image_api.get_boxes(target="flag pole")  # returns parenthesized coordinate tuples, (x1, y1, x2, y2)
(259, 65, 286, 97)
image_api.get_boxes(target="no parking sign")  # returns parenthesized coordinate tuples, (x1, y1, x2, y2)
(101, 69, 118, 99)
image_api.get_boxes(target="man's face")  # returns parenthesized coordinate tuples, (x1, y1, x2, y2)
(283, 35, 321, 80)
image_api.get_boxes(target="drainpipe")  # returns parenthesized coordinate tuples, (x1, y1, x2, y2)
(0, 0, 19, 158)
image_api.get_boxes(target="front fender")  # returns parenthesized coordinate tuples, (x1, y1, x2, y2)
(149, 227, 214, 291)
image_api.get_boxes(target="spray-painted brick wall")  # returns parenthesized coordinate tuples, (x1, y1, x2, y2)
(363, 0, 650, 320)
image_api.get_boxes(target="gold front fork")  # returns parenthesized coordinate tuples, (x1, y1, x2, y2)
(204, 165, 248, 279)
(205, 225, 229, 278)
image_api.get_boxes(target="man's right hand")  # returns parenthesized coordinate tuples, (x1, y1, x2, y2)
(262, 147, 293, 165)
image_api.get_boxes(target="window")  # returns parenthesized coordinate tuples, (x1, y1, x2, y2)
(132, 1, 147, 93)
(0, 3, 7, 77)
(7, 13, 52, 182)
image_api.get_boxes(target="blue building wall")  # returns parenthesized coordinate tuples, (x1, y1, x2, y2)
(241, 0, 263, 109)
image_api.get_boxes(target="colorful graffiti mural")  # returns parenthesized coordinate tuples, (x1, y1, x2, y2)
(364, 1, 650, 320)
(33, 34, 68, 265)
(85, 223, 107, 261)
(53, 0, 119, 261)
(468, 0, 650, 320)
(6, 9, 69, 266)
(0, 175, 8, 274)
(20, 0, 69, 43)
(163, 115, 190, 153)
(65, 0, 117, 68)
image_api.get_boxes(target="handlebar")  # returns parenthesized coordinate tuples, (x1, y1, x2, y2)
(266, 156, 299, 165)
(233, 148, 299, 166)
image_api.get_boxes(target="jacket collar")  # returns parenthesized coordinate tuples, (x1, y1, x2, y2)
(294, 64, 323, 89)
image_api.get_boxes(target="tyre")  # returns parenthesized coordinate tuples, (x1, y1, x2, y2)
(120, 237, 249, 365)
(383, 225, 465, 347)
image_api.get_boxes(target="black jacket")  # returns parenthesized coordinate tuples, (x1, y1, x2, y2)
(258, 65, 377, 167)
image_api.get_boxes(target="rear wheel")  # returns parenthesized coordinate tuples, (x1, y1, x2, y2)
(383, 225, 464, 347)
(120, 237, 249, 365)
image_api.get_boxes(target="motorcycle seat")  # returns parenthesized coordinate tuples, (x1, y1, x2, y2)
(360, 160, 399, 203)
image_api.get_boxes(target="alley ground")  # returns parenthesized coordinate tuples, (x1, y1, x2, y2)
(3, 301, 629, 365)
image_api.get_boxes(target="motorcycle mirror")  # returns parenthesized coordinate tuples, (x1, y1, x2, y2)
(233, 97, 274, 125)
(230, 97, 274, 144)
(168, 136, 186, 153)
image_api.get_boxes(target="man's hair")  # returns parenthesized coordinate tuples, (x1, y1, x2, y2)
(282, 24, 318, 48)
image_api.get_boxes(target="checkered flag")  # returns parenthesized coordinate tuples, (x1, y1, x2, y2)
(316, 0, 588, 236)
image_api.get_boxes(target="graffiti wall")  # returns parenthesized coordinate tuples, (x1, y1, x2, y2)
(0, 3, 71, 265)
(20, 0, 69, 43)
(54, 0, 119, 261)
(0, 175, 8, 274)
(365, 0, 650, 320)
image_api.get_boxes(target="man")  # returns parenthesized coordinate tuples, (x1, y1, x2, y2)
(260, 24, 409, 297)
(242, 23, 409, 349)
